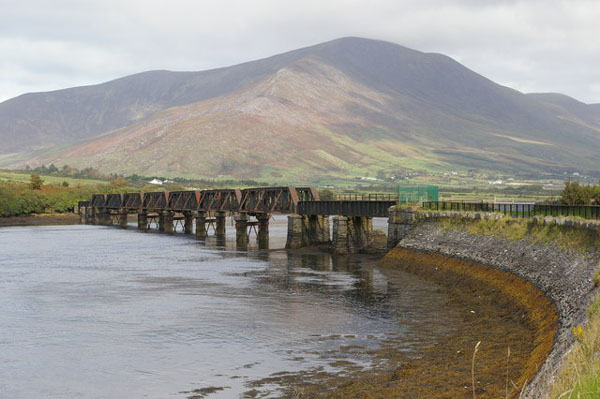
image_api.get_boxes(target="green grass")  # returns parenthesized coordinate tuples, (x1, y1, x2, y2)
(439, 217, 600, 253)
(0, 170, 107, 186)
(549, 294, 600, 398)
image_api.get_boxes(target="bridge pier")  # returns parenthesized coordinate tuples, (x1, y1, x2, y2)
(257, 213, 270, 250)
(138, 211, 148, 230)
(195, 212, 207, 239)
(285, 214, 330, 249)
(119, 210, 128, 228)
(332, 216, 374, 254)
(99, 210, 112, 226)
(163, 211, 174, 234)
(183, 211, 194, 234)
(215, 211, 227, 238)
(235, 212, 249, 248)
(387, 206, 417, 249)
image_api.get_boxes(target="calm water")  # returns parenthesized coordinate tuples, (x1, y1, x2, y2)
(0, 217, 461, 398)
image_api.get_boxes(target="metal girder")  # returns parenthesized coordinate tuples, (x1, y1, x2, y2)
(240, 187, 300, 213)
(77, 201, 90, 208)
(143, 192, 169, 210)
(198, 189, 241, 212)
(297, 200, 396, 217)
(105, 194, 123, 209)
(167, 191, 202, 211)
(296, 187, 320, 201)
(91, 194, 107, 208)
(123, 193, 143, 210)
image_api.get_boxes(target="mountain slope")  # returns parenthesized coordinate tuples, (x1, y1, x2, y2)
(2, 37, 599, 180)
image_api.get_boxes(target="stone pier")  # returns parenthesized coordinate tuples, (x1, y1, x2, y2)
(99, 210, 112, 226)
(257, 213, 270, 250)
(235, 212, 249, 248)
(138, 211, 148, 230)
(163, 212, 174, 234)
(387, 206, 417, 249)
(331, 216, 374, 254)
(285, 214, 330, 249)
(215, 211, 227, 238)
(195, 211, 207, 239)
(119, 210, 128, 228)
(183, 212, 194, 234)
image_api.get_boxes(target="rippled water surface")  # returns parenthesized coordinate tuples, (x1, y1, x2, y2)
(0, 218, 462, 398)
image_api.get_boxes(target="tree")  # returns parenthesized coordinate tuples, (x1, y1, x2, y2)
(61, 181, 70, 187)
(560, 181, 598, 205)
(30, 174, 44, 190)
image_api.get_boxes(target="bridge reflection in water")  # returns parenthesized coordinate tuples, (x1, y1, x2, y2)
(78, 187, 398, 253)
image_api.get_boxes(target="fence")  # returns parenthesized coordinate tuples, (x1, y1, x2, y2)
(334, 193, 398, 201)
(422, 201, 600, 220)
(397, 186, 438, 204)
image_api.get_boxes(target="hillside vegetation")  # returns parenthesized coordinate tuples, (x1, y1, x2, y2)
(1, 37, 599, 181)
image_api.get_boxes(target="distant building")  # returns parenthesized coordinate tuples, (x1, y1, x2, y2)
(149, 178, 163, 185)
(360, 177, 378, 181)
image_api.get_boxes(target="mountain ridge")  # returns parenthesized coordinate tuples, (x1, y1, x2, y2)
(1, 37, 599, 181)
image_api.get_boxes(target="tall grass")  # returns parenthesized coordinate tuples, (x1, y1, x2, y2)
(550, 294, 600, 398)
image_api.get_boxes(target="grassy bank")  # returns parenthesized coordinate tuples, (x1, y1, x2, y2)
(438, 216, 600, 254)
(433, 215, 600, 397)
(549, 293, 600, 398)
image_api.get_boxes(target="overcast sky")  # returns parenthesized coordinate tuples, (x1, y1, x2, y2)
(1, 0, 599, 103)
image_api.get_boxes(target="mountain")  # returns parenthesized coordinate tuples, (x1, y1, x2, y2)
(1, 37, 599, 181)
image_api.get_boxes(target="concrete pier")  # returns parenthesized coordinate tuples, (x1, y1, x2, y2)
(119, 210, 128, 228)
(285, 214, 330, 249)
(137, 211, 148, 230)
(235, 212, 249, 248)
(184, 212, 194, 234)
(215, 211, 227, 238)
(257, 213, 270, 249)
(163, 211, 174, 234)
(195, 212, 207, 239)
(99, 210, 112, 226)
(331, 216, 374, 254)
(387, 206, 417, 249)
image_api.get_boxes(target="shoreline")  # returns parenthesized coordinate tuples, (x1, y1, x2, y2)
(0, 213, 80, 227)
(394, 216, 600, 398)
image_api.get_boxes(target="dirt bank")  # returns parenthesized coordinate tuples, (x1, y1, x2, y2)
(395, 218, 600, 398)
(0, 213, 80, 227)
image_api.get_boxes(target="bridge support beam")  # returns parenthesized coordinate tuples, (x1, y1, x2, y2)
(235, 212, 249, 248)
(99, 210, 112, 226)
(138, 211, 148, 230)
(184, 212, 194, 234)
(332, 216, 374, 254)
(286, 214, 330, 249)
(387, 206, 417, 249)
(257, 213, 270, 250)
(79, 207, 86, 224)
(119, 210, 128, 228)
(163, 211, 174, 234)
(215, 211, 227, 238)
(195, 212, 207, 239)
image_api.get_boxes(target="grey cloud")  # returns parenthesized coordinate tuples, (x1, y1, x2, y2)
(1, 0, 599, 103)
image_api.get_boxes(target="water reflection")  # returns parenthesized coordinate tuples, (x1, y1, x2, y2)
(0, 223, 457, 399)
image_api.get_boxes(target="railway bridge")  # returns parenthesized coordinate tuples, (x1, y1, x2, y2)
(78, 187, 397, 253)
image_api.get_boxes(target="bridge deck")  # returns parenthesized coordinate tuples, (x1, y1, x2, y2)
(298, 200, 395, 218)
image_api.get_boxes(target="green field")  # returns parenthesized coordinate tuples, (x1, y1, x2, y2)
(0, 170, 107, 186)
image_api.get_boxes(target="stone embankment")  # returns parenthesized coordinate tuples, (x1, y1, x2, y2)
(386, 207, 600, 398)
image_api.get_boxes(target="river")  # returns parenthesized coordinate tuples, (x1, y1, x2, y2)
(0, 216, 521, 398)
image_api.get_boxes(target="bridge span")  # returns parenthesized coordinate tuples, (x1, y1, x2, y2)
(79, 187, 398, 253)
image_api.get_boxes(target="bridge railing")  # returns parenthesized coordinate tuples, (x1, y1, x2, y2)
(298, 200, 396, 217)
(334, 194, 398, 201)
(167, 191, 201, 211)
(422, 201, 600, 220)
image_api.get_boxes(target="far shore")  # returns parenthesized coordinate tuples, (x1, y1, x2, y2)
(0, 213, 80, 227)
